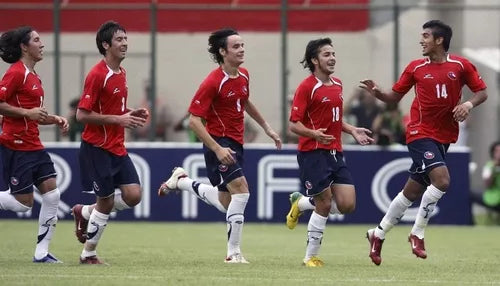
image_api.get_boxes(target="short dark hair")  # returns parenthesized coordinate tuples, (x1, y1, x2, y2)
(96, 21, 126, 56)
(423, 20, 452, 52)
(0, 26, 33, 63)
(208, 28, 239, 64)
(300, 38, 333, 73)
(489, 141, 500, 159)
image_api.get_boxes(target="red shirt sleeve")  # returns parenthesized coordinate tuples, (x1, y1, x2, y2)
(289, 82, 309, 123)
(462, 58, 487, 92)
(392, 63, 415, 95)
(78, 71, 102, 111)
(0, 68, 22, 102)
(188, 78, 217, 118)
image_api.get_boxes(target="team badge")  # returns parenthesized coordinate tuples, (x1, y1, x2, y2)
(218, 164, 228, 172)
(305, 181, 313, 190)
(424, 151, 435, 160)
(447, 72, 457, 80)
(10, 177, 19, 186)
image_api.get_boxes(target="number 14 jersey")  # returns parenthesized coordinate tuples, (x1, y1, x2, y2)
(393, 54, 486, 144)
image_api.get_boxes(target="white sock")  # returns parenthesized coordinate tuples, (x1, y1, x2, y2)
(411, 184, 445, 238)
(226, 193, 249, 257)
(178, 178, 226, 213)
(0, 191, 31, 212)
(375, 191, 412, 239)
(304, 211, 327, 261)
(83, 209, 109, 255)
(34, 189, 60, 259)
(329, 198, 341, 215)
(298, 196, 315, 212)
(112, 192, 131, 212)
(81, 205, 92, 220)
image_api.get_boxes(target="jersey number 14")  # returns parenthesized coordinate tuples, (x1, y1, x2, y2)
(436, 84, 448, 99)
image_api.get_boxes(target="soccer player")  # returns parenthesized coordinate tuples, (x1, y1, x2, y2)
(0, 26, 69, 263)
(360, 20, 488, 266)
(158, 28, 282, 263)
(287, 38, 374, 267)
(70, 21, 149, 265)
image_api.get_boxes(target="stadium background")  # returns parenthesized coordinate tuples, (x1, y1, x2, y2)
(0, 0, 499, 223)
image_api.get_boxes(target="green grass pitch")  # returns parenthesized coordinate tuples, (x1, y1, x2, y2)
(1, 220, 500, 285)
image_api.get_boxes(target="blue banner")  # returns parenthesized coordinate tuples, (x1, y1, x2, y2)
(0, 143, 472, 224)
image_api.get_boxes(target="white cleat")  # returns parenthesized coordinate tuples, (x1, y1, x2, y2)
(224, 253, 249, 264)
(158, 167, 188, 196)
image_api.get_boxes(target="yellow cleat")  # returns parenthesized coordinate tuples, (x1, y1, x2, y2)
(303, 256, 324, 267)
(286, 192, 303, 229)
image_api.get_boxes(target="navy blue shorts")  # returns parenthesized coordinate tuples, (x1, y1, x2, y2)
(407, 138, 449, 186)
(79, 141, 140, 198)
(297, 149, 353, 197)
(203, 136, 244, 192)
(0, 145, 56, 194)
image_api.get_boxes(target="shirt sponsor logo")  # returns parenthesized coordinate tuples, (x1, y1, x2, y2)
(113, 87, 120, 94)
(85, 94, 91, 99)
(447, 72, 457, 80)
(227, 91, 235, 97)
(293, 106, 298, 111)
(1, 87, 6, 91)
(423, 74, 433, 79)
(321, 96, 330, 103)
(32, 84, 38, 90)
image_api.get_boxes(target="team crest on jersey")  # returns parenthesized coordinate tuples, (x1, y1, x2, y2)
(447, 72, 457, 80)
(10, 177, 19, 186)
(424, 151, 435, 160)
(305, 181, 313, 190)
(218, 164, 228, 172)
(242, 86, 248, 95)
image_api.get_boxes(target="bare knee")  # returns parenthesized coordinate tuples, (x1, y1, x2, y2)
(337, 201, 355, 214)
(432, 176, 450, 192)
(122, 189, 142, 207)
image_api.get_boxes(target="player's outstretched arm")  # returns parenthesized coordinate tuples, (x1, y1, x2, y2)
(359, 79, 403, 103)
(245, 100, 282, 149)
(342, 121, 374, 146)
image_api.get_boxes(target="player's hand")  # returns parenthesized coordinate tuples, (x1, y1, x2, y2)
(119, 111, 147, 129)
(55, 115, 69, 135)
(359, 79, 380, 95)
(313, 128, 335, 145)
(351, 127, 374, 145)
(215, 147, 236, 165)
(452, 101, 473, 122)
(26, 107, 48, 121)
(130, 108, 149, 120)
(265, 127, 282, 150)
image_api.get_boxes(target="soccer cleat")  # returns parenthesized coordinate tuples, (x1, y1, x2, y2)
(286, 191, 303, 230)
(408, 234, 427, 259)
(79, 255, 107, 265)
(71, 204, 88, 244)
(158, 167, 188, 196)
(224, 253, 249, 264)
(33, 253, 63, 263)
(303, 256, 324, 267)
(366, 228, 384, 266)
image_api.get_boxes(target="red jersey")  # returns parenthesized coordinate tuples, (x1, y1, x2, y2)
(290, 75, 343, 152)
(0, 61, 44, 151)
(78, 60, 128, 156)
(393, 54, 486, 144)
(188, 67, 250, 144)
